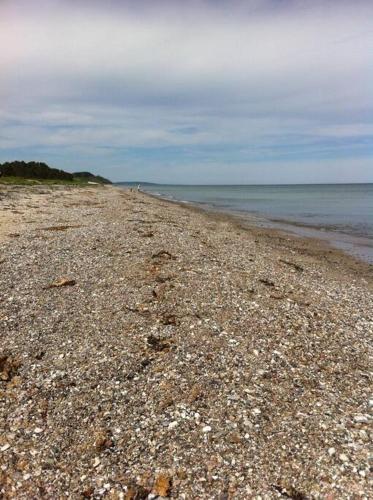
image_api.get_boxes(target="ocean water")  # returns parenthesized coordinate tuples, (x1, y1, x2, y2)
(119, 183, 373, 263)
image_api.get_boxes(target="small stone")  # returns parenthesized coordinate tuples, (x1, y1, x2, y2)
(93, 457, 101, 468)
(353, 415, 369, 424)
(339, 453, 349, 462)
(168, 421, 178, 430)
(228, 432, 242, 444)
(0, 444, 10, 452)
(34, 428, 43, 434)
(202, 425, 212, 433)
(328, 447, 336, 456)
(252, 408, 261, 415)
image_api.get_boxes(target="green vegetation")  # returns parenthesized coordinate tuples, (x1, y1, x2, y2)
(0, 161, 74, 181)
(0, 161, 112, 185)
(73, 171, 112, 184)
(0, 176, 88, 186)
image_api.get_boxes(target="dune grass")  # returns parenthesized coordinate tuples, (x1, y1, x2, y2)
(0, 176, 94, 186)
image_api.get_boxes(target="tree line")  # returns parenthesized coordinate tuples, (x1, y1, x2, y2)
(0, 161, 112, 184)
(0, 161, 74, 181)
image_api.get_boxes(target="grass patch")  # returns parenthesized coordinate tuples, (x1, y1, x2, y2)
(0, 176, 95, 186)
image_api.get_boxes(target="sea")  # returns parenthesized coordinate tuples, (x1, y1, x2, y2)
(118, 183, 373, 264)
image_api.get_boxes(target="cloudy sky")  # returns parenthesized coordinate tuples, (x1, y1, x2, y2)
(0, 0, 372, 183)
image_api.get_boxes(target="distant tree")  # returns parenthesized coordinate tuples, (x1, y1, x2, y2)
(0, 161, 74, 181)
(0, 161, 112, 184)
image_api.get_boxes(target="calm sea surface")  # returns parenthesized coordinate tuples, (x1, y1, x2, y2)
(118, 183, 373, 263)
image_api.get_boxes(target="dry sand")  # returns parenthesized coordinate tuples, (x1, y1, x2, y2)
(0, 185, 372, 499)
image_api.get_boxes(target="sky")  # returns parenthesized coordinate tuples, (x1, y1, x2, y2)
(0, 0, 372, 184)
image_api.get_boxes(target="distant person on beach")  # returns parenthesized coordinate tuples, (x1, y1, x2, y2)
(137, 184, 140, 191)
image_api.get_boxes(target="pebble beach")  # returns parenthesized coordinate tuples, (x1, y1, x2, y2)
(0, 184, 372, 499)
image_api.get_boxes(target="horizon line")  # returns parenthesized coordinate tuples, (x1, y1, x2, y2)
(116, 181, 373, 186)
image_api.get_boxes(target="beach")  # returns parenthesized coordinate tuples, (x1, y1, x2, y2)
(0, 184, 372, 498)
(135, 183, 373, 265)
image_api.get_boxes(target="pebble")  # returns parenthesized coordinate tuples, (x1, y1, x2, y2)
(353, 415, 369, 423)
(339, 454, 349, 462)
(0, 185, 371, 499)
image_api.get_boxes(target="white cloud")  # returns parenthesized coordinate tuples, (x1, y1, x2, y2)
(316, 124, 373, 138)
(0, 0, 372, 181)
(1, 1, 372, 105)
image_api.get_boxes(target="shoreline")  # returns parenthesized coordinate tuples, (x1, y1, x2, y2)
(2, 182, 371, 275)
(139, 188, 373, 266)
(139, 188, 373, 282)
(1, 184, 372, 497)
